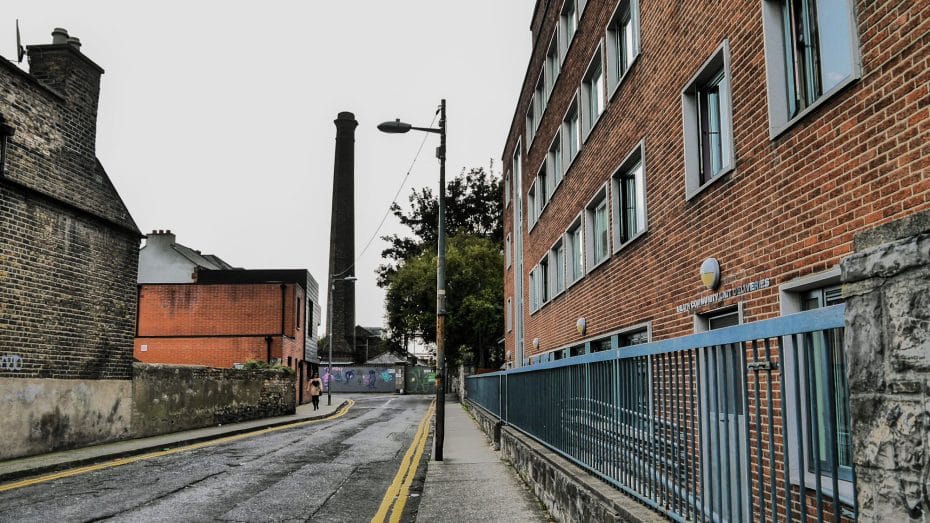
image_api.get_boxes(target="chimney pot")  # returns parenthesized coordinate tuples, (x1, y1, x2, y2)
(67, 37, 81, 50)
(51, 28, 69, 45)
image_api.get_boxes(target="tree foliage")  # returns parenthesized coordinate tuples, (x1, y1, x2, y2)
(379, 166, 504, 367)
(378, 166, 502, 285)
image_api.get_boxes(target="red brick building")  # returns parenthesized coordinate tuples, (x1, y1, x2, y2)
(503, 0, 928, 364)
(135, 269, 321, 403)
(498, 0, 927, 518)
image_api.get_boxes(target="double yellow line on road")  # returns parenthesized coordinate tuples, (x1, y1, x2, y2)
(372, 400, 435, 523)
(0, 399, 356, 493)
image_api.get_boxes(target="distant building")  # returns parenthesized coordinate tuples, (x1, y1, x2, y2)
(136, 268, 321, 404)
(0, 28, 140, 459)
(138, 229, 236, 283)
(355, 325, 386, 363)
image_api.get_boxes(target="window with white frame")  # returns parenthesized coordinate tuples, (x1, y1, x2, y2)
(545, 29, 560, 100)
(533, 73, 546, 141)
(585, 187, 610, 269)
(762, 0, 859, 136)
(800, 286, 851, 476)
(566, 219, 584, 283)
(539, 256, 550, 304)
(548, 131, 563, 189)
(560, 0, 579, 58)
(506, 297, 513, 332)
(606, 0, 639, 95)
(618, 327, 649, 347)
(527, 181, 537, 228)
(562, 98, 581, 171)
(550, 240, 566, 296)
(611, 142, 647, 248)
(682, 41, 734, 198)
(526, 94, 537, 145)
(581, 46, 605, 139)
(529, 268, 538, 312)
(779, 270, 854, 496)
(504, 172, 511, 207)
(537, 166, 548, 215)
(505, 233, 512, 268)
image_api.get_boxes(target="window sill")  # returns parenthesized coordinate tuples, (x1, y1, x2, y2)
(586, 255, 610, 275)
(768, 75, 860, 141)
(582, 109, 605, 145)
(613, 228, 647, 255)
(608, 54, 640, 103)
(565, 273, 584, 292)
(685, 164, 734, 202)
(563, 148, 582, 178)
(788, 472, 856, 508)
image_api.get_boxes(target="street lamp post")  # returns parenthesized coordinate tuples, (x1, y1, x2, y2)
(327, 274, 357, 406)
(378, 99, 447, 461)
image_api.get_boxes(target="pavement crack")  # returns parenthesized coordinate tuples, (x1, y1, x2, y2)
(82, 471, 225, 522)
(305, 465, 359, 522)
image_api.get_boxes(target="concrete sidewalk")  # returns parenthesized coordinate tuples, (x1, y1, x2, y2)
(0, 395, 352, 484)
(416, 400, 550, 522)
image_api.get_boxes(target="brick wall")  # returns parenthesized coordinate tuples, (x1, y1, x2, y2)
(135, 283, 305, 368)
(0, 35, 139, 381)
(502, 0, 930, 360)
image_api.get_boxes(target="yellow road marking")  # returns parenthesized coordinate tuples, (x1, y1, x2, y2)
(372, 400, 435, 523)
(0, 399, 356, 493)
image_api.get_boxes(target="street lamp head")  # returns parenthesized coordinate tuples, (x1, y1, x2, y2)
(377, 119, 412, 134)
(343, 276, 358, 282)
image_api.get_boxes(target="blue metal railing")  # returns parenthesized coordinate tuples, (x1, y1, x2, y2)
(466, 306, 857, 522)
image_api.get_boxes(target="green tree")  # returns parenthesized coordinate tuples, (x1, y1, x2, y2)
(378, 166, 503, 285)
(384, 235, 503, 367)
(379, 166, 504, 367)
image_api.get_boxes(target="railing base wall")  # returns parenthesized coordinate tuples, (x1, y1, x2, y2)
(465, 398, 662, 523)
(500, 426, 665, 523)
(466, 399, 502, 451)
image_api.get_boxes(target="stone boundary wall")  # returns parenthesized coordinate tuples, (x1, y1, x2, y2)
(464, 399, 660, 523)
(842, 210, 930, 521)
(0, 378, 132, 460)
(130, 363, 295, 438)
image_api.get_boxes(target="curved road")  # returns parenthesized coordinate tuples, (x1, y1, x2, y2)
(0, 395, 432, 522)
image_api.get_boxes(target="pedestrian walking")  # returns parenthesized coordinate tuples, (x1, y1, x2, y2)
(309, 372, 323, 410)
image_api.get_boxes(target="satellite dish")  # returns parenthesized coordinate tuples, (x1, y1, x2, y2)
(16, 19, 25, 63)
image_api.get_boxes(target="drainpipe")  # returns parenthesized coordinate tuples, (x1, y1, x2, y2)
(265, 335, 272, 363)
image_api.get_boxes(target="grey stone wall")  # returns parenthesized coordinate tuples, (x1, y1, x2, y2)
(130, 363, 296, 439)
(0, 378, 131, 460)
(842, 210, 930, 522)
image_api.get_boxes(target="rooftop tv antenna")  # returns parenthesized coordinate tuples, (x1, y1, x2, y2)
(15, 19, 25, 63)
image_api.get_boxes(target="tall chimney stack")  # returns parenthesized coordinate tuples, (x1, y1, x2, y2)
(327, 112, 358, 363)
(26, 28, 104, 165)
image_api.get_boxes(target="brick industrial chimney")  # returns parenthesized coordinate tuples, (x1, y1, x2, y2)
(327, 112, 358, 363)
(26, 28, 104, 164)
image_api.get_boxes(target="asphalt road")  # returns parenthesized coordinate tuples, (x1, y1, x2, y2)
(0, 395, 433, 522)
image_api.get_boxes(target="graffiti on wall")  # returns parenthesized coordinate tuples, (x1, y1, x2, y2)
(324, 365, 397, 393)
(404, 366, 436, 394)
(0, 354, 23, 372)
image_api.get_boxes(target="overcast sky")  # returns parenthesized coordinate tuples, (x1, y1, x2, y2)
(2, 1, 533, 331)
